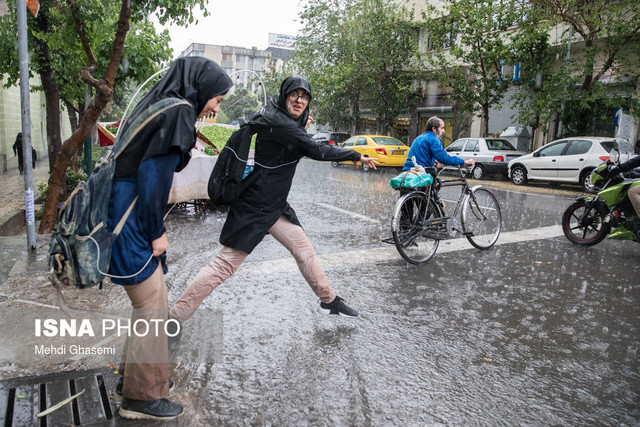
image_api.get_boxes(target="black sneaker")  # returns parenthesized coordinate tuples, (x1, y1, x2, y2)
(119, 397, 183, 420)
(114, 378, 175, 402)
(319, 296, 358, 317)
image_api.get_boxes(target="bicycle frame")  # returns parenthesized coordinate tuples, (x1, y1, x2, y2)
(426, 167, 484, 237)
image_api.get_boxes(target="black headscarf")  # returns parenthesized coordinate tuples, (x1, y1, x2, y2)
(115, 57, 233, 177)
(251, 76, 312, 129)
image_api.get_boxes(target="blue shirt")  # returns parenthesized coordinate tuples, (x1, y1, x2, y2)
(107, 152, 179, 285)
(403, 130, 464, 171)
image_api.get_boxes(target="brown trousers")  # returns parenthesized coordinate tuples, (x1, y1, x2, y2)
(120, 265, 170, 400)
(170, 215, 336, 324)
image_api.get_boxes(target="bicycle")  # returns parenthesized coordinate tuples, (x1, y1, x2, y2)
(384, 165, 502, 264)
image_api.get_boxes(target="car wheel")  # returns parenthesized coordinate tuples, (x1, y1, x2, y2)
(581, 169, 597, 193)
(511, 166, 527, 185)
(331, 161, 340, 168)
(471, 164, 484, 180)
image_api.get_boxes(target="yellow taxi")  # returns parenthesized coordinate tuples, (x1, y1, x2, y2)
(333, 135, 409, 171)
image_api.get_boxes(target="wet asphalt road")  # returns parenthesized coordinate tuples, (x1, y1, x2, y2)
(160, 159, 639, 426)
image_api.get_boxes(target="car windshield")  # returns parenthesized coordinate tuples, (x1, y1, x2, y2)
(486, 139, 517, 150)
(371, 137, 405, 146)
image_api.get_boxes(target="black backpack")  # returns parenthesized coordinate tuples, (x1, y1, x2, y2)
(48, 97, 190, 289)
(207, 123, 258, 205)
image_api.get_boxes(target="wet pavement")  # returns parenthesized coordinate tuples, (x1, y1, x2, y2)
(1, 159, 639, 425)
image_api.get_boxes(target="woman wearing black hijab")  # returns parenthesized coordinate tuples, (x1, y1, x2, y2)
(170, 77, 378, 328)
(108, 57, 232, 421)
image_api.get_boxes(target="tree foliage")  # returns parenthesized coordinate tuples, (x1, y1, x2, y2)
(220, 87, 261, 124)
(292, 0, 419, 135)
(421, 0, 532, 137)
(0, 0, 208, 232)
(528, 0, 640, 136)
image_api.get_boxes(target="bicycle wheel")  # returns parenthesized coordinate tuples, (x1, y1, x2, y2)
(462, 188, 502, 249)
(391, 191, 440, 264)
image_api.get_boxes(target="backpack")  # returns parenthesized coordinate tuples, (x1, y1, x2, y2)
(207, 123, 258, 205)
(48, 97, 190, 289)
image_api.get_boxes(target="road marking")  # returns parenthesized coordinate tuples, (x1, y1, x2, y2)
(314, 202, 379, 224)
(235, 225, 564, 277)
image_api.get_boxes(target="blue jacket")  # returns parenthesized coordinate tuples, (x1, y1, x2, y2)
(107, 153, 179, 285)
(403, 131, 464, 171)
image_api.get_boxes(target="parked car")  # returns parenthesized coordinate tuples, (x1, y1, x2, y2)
(334, 135, 409, 171)
(312, 132, 351, 146)
(507, 136, 632, 192)
(445, 137, 527, 179)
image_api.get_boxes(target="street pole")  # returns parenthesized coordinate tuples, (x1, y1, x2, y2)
(16, 0, 37, 250)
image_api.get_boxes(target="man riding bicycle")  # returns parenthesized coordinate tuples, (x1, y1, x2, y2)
(403, 116, 475, 171)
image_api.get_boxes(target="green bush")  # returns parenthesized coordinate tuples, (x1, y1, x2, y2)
(36, 167, 88, 220)
(199, 125, 256, 152)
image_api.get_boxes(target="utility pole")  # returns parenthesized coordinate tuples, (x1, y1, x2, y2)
(16, 0, 37, 250)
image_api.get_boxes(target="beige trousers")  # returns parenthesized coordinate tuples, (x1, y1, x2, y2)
(120, 265, 170, 400)
(171, 215, 336, 323)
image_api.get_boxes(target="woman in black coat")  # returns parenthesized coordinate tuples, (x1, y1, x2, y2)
(171, 77, 378, 324)
(110, 57, 233, 421)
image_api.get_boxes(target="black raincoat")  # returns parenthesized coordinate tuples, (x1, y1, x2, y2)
(115, 57, 233, 178)
(219, 77, 362, 254)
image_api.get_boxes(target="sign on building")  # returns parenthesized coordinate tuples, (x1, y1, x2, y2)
(268, 33, 296, 50)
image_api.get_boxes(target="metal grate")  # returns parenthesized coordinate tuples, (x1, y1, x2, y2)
(1, 368, 118, 426)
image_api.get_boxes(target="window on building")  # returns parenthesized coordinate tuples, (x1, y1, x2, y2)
(425, 16, 456, 51)
(222, 53, 232, 62)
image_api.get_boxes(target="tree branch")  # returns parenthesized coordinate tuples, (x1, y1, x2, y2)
(104, 0, 132, 86)
(592, 23, 640, 85)
(67, 0, 97, 67)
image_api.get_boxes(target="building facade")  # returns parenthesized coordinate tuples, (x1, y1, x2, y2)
(179, 34, 295, 103)
(0, 78, 48, 173)
(402, 0, 639, 151)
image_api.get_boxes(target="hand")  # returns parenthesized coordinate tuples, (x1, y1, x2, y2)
(464, 159, 475, 167)
(354, 156, 379, 170)
(151, 233, 169, 257)
(434, 160, 444, 168)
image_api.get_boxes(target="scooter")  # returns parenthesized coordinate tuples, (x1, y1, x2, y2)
(562, 149, 640, 246)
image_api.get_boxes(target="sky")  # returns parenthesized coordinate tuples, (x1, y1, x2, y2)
(158, 0, 306, 58)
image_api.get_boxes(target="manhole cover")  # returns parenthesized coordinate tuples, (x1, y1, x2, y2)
(1, 367, 118, 426)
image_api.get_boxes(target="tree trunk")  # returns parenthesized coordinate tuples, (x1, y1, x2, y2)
(482, 104, 490, 137)
(38, 0, 131, 233)
(33, 12, 62, 173)
(38, 100, 108, 233)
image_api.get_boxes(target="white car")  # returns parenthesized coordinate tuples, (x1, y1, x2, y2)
(507, 136, 626, 192)
(446, 137, 527, 179)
